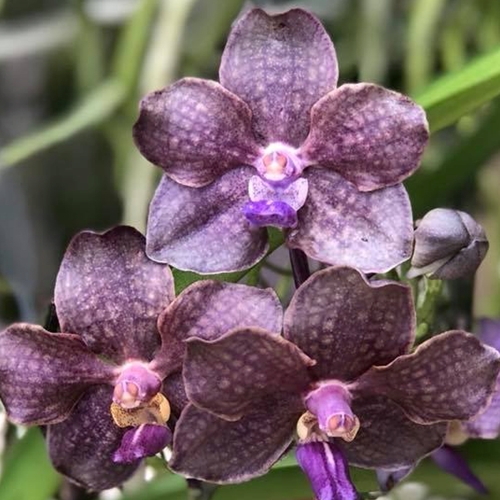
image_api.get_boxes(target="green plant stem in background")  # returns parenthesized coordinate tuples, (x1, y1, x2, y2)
(120, 0, 197, 231)
(357, 0, 391, 84)
(0, 81, 125, 170)
(405, 0, 447, 94)
(415, 277, 443, 339)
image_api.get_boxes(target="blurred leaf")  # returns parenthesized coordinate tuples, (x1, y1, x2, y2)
(415, 46, 500, 132)
(406, 0, 447, 94)
(0, 428, 60, 500)
(111, 0, 159, 94)
(0, 80, 125, 169)
(173, 228, 285, 294)
(407, 98, 500, 216)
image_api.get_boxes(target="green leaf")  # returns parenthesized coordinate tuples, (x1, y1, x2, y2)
(0, 80, 126, 170)
(0, 428, 60, 500)
(415, 46, 500, 132)
(407, 98, 500, 216)
(173, 228, 285, 294)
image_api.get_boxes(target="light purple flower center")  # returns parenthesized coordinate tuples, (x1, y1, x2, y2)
(302, 382, 360, 443)
(245, 143, 308, 228)
(113, 362, 162, 409)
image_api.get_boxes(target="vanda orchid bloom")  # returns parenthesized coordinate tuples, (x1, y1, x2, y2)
(0, 226, 282, 491)
(170, 267, 500, 500)
(133, 8, 428, 274)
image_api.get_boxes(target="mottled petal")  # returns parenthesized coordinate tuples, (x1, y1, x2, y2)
(431, 445, 488, 494)
(55, 226, 174, 363)
(146, 170, 268, 274)
(339, 396, 446, 469)
(152, 280, 282, 377)
(296, 442, 358, 500)
(464, 380, 500, 438)
(477, 318, 500, 352)
(284, 266, 415, 381)
(162, 371, 189, 417)
(184, 328, 312, 420)
(47, 386, 139, 491)
(133, 78, 260, 186)
(301, 84, 428, 191)
(113, 424, 172, 464)
(286, 168, 413, 273)
(356, 331, 500, 424)
(170, 399, 301, 483)
(0, 324, 114, 425)
(220, 8, 338, 146)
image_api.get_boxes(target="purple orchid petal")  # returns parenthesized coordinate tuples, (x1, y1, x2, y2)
(162, 371, 189, 417)
(464, 379, 500, 439)
(219, 8, 338, 146)
(339, 395, 446, 469)
(152, 280, 282, 377)
(133, 78, 261, 187)
(296, 442, 358, 500)
(286, 168, 413, 273)
(284, 266, 415, 381)
(0, 324, 114, 425)
(54, 226, 174, 364)
(431, 445, 488, 494)
(477, 318, 500, 352)
(301, 83, 428, 191)
(356, 331, 500, 424)
(170, 400, 301, 483)
(146, 170, 268, 274)
(113, 424, 172, 464)
(243, 200, 297, 228)
(183, 328, 312, 420)
(47, 386, 139, 491)
(376, 466, 414, 492)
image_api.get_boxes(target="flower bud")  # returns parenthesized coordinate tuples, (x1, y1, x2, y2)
(408, 208, 488, 280)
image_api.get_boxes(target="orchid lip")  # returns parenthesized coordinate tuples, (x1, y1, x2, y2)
(304, 382, 360, 442)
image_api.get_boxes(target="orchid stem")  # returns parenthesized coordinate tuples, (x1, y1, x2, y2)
(186, 479, 217, 500)
(289, 248, 311, 288)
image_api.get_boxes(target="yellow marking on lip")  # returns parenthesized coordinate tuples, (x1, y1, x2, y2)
(110, 393, 171, 428)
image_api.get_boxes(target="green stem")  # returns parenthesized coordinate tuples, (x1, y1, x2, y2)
(120, 0, 197, 230)
(416, 277, 444, 339)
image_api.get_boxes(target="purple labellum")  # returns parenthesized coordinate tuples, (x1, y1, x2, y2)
(296, 441, 358, 500)
(113, 362, 162, 409)
(248, 175, 308, 210)
(431, 445, 488, 494)
(305, 383, 359, 442)
(243, 200, 297, 228)
(113, 424, 172, 464)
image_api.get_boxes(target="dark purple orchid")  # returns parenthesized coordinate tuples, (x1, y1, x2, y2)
(169, 267, 499, 499)
(464, 318, 500, 439)
(0, 226, 282, 491)
(133, 8, 428, 274)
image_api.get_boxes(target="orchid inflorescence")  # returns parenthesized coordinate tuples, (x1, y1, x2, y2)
(0, 7, 497, 500)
